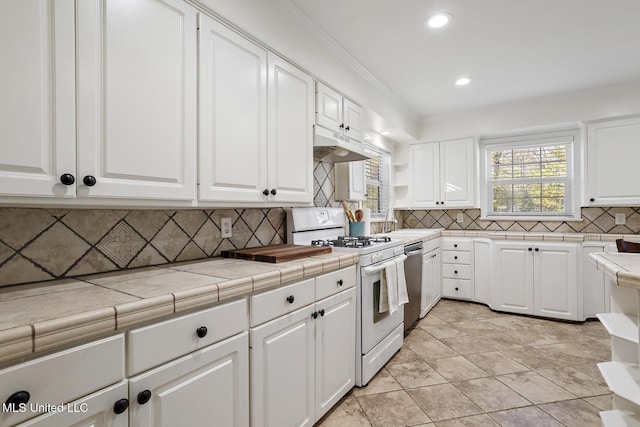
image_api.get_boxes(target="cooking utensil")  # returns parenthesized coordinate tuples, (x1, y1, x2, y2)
(341, 200, 355, 222)
(354, 209, 364, 222)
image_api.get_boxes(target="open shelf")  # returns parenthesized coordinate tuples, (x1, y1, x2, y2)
(601, 409, 640, 427)
(598, 313, 639, 343)
(598, 361, 640, 405)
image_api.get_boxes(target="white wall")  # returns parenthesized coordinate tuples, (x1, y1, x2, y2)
(418, 80, 640, 142)
(192, 0, 418, 142)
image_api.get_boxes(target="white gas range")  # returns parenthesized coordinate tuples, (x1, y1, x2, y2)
(287, 207, 406, 386)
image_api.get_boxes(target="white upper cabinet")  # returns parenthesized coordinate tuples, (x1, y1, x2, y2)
(199, 17, 313, 205)
(76, 0, 197, 201)
(335, 161, 366, 201)
(316, 82, 363, 142)
(198, 15, 268, 203)
(1, 0, 198, 203)
(586, 116, 640, 206)
(408, 138, 475, 208)
(267, 53, 314, 204)
(0, 0, 76, 198)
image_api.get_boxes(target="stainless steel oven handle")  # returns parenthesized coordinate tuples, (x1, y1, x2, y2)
(405, 249, 422, 256)
(362, 254, 407, 276)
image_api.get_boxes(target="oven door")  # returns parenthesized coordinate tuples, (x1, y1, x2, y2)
(360, 255, 405, 354)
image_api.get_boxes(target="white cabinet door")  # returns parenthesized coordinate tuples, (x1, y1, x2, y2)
(587, 117, 640, 205)
(315, 288, 356, 420)
(17, 381, 129, 427)
(315, 83, 343, 133)
(432, 250, 442, 305)
(198, 15, 267, 203)
(534, 243, 579, 321)
(420, 249, 439, 317)
(492, 242, 534, 315)
(129, 332, 249, 427)
(250, 305, 315, 427)
(441, 138, 474, 207)
(77, 0, 197, 201)
(0, 0, 76, 198)
(335, 161, 366, 201)
(343, 99, 363, 142)
(267, 53, 314, 204)
(473, 239, 492, 304)
(410, 143, 440, 208)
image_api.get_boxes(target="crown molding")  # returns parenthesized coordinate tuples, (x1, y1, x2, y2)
(273, 0, 416, 118)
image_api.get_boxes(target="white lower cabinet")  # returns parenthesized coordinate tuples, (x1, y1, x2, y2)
(441, 238, 473, 300)
(492, 241, 579, 320)
(250, 269, 356, 427)
(129, 332, 249, 427)
(473, 239, 492, 304)
(420, 240, 441, 318)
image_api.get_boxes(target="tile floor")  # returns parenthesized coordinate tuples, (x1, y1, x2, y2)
(318, 299, 612, 427)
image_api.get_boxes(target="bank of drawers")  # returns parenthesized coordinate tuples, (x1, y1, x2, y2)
(442, 238, 473, 300)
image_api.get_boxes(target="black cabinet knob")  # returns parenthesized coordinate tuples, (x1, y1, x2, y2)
(337, 279, 344, 286)
(113, 398, 129, 414)
(312, 311, 318, 319)
(60, 174, 75, 185)
(339, 123, 344, 129)
(528, 247, 533, 251)
(454, 256, 458, 260)
(263, 189, 269, 196)
(319, 309, 325, 317)
(345, 126, 350, 131)
(83, 175, 96, 186)
(590, 198, 595, 202)
(455, 287, 459, 291)
(270, 188, 277, 196)
(5, 391, 30, 407)
(286, 295, 295, 304)
(454, 270, 458, 274)
(454, 244, 458, 248)
(441, 201, 444, 205)
(535, 248, 539, 252)
(137, 390, 152, 405)
(196, 326, 208, 338)
(435, 201, 440, 205)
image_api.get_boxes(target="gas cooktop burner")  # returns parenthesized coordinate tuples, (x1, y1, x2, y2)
(311, 235, 391, 248)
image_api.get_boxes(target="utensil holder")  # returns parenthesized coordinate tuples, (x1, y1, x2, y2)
(349, 221, 365, 237)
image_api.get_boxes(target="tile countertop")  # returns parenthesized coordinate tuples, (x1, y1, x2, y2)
(0, 252, 358, 366)
(589, 252, 640, 290)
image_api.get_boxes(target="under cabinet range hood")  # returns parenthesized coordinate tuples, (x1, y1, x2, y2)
(313, 126, 371, 163)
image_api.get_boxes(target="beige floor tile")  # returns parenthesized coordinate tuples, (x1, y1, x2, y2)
(454, 378, 530, 412)
(417, 314, 447, 326)
(353, 368, 403, 396)
(386, 345, 423, 366)
(434, 414, 499, 426)
(386, 360, 447, 389)
(572, 363, 606, 380)
(318, 395, 372, 427)
(496, 372, 576, 404)
(499, 346, 561, 369)
(406, 338, 458, 361)
(421, 323, 466, 339)
(488, 406, 563, 427)
(582, 394, 613, 411)
(450, 320, 498, 335)
(409, 383, 482, 422)
(430, 356, 488, 381)
(535, 342, 602, 366)
(536, 366, 609, 397)
(538, 399, 602, 427)
(405, 327, 437, 344)
(465, 351, 529, 376)
(357, 390, 431, 427)
(439, 335, 497, 354)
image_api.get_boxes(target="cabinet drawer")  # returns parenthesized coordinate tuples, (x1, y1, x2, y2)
(127, 298, 247, 376)
(441, 251, 471, 264)
(316, 266, 356, 301)
(442, 239, 472, 251)
(442, 278, 473, 299)
(250, 278, 315, 326)
(442, 264, 472, 279)
(0, 335, 124, 426)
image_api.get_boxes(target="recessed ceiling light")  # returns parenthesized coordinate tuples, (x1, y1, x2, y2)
(381, 131, 390, 135)
(455, 77, 472, 86)
(426, 12, 453, 29)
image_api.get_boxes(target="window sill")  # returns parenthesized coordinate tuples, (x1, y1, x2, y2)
(480, 215, 582, 222)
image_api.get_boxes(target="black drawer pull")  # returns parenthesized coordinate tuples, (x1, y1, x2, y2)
(196, 326, 208, 338)
(286, 295, 295, 304)
(454, 256, 458, 260)
(454, 270, 458, 274)
(5, 391, 30, 407)
(337, 279, 344, 286)
(453, 244, 458, 248)
(137, 390, 152, 405)
(455, 287, 459, 291)
(113, 398, 129, 414)
(319, 309, 325, 317)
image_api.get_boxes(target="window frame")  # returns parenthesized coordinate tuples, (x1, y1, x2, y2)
(479, 129, 581, 221)
(363, 142, 391, 219)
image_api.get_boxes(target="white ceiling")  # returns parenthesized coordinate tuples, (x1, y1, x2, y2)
(287, 0, 640, 118)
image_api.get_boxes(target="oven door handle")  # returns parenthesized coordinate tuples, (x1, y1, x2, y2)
(405, 249, 423, 256)
(362, 254, 407, 276)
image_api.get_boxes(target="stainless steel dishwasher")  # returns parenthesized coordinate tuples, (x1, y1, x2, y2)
(403, 241, 423, 331)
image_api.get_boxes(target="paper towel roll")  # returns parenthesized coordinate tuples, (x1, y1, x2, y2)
(363, 207, 371, 236)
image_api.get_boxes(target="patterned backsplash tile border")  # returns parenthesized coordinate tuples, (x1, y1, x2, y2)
(399, 207, 640, 234)
(0, 207, 286, 287)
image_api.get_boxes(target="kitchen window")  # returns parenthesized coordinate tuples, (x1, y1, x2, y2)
(481, 130, 579, 219)
(363, 143, 391, 217)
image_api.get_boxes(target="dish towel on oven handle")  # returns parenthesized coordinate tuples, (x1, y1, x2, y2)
(379, 259, 409, 314)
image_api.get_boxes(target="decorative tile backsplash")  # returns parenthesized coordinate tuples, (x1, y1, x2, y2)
(0, 207, 285, 287)
(399, 207, 640, 234)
